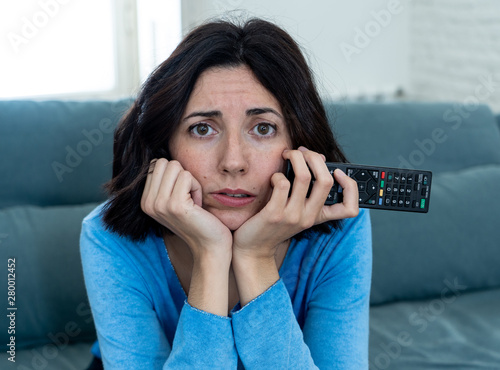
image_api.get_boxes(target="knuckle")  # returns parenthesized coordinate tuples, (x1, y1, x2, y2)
(287, 212, 301, 225)
(300, 218, 315, 230)
(346, 206, 359, 218)
(275, 177, 291, 192)
(268, 211, 285, 225)
(294, 171, 312, 185)
(316, 173, 334, 189)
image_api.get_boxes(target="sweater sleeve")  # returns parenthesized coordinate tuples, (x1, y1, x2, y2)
(80, 216, 238, 369)
(231, 279, 317, 369)
(231, 210, 372, 369)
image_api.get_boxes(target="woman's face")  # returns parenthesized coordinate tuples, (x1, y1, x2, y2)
(169, 65, 292, 231)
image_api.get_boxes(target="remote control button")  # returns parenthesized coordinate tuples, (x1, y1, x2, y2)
(370, 170, 379, 179)
(386, 186, 392, 194)
(423, 175, 429, 185)
(365, 194, 376, 205)
(391, 196, 397, 206)
(358, 182, 366, 192)
(379, 198, 383, 206)
(354, 170, 370, 181)
(421, 186, 429, 198)
(358, 191, 371, 204)
(399, 186, 405, 195)
(398, 198, 404, 207)
(384, 196, 391, 206)
(401, 174, 406, 183)
(380, 180, 385, 188)
(406, 185, 412, 195)
(407, 175, 413, 184)
(394, 173, 400, 182)
(379, 189, 384, 197)
(420, 199, 426, 209)
(413, 200, 420, 208)
(367, 180, 377, 194)
(417, 174, 423, 183)
(388, 173, 393, 182)
(381, 171, 386, 179)
(404, 197, 411, 207)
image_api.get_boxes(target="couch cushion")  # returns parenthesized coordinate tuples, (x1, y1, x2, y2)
(0, 342, 94, 369)
(369, 165, 500, 305)
(0, 99, 133, 208)
(327, 102, 500, 173)
(369, 287, 500, 369)
(0, 203, 99, 349)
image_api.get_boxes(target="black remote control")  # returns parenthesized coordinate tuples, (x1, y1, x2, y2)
(285, 161, 432, 213)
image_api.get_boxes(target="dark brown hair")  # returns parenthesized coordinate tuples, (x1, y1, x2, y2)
(102, 17, 347, 241)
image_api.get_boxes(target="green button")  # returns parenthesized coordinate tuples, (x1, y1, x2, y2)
(380, 180, 385, 188)
(420, 199, 426, 209)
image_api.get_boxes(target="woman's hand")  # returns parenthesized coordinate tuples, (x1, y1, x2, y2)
(232, 147, 359, 258)
(141, 158, 232, 260)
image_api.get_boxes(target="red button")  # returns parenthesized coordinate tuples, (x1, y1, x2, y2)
(381, 171, 386, 179)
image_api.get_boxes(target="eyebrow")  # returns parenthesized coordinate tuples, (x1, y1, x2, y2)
(183, 107, 283, 121)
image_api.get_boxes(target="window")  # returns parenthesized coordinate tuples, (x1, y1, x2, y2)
(0, 0, 181, 100)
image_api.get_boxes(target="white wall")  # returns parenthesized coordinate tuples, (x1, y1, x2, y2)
(181, 0, 411, 102)
(408, 0, 500, 112)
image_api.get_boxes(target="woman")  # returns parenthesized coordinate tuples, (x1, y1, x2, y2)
(81, 17, 372, 369)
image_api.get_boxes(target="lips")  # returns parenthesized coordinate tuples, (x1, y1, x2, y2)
(210, 188, 256, 207)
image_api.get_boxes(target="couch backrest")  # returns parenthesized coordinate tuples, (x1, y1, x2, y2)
(326, 102, 500, 305)
(0, 99, 133, 208)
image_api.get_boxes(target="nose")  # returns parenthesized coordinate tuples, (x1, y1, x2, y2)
(218, 131, 249, 175)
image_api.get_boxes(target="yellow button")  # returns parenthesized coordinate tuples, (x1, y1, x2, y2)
(379, 189, 384, 197)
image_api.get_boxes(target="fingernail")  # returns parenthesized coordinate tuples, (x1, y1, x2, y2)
(298, 146, 308, 152)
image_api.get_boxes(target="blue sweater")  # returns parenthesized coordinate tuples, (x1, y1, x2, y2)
(80, 204, 372, 369)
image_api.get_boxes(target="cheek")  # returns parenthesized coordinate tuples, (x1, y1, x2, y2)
(171, 147, 210, 179)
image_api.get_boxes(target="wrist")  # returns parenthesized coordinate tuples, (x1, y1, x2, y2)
(231, 253, 279, 306)
(189, 254, 231, 316)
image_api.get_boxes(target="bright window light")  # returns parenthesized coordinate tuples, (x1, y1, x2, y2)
(0, 0, 116, 99)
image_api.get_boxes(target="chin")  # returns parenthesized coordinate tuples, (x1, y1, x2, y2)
(221, 217, 247, 232)
(211, 210, 252, 231)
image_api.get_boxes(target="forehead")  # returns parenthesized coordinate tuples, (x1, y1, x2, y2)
(186, 65, 281, 111)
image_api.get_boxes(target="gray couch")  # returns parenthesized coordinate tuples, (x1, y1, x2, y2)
(1, 99, 499, 369)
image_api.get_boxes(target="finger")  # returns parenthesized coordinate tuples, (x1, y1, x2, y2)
(153, 160, 185, 210)
(282, 149, 311, 204)
(142, 158, 168, 213)
(320, 169, 359, 220)
(141, 159, 157, 210)
(296, 148, 333, 211)
(264, 172, 291, 216)
(170, 169, 203, 208)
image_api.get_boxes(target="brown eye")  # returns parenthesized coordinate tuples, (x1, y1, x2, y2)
(190, 123, 214, 137)
(257, 124, 270, 135)
(253, 123, 276, 136)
